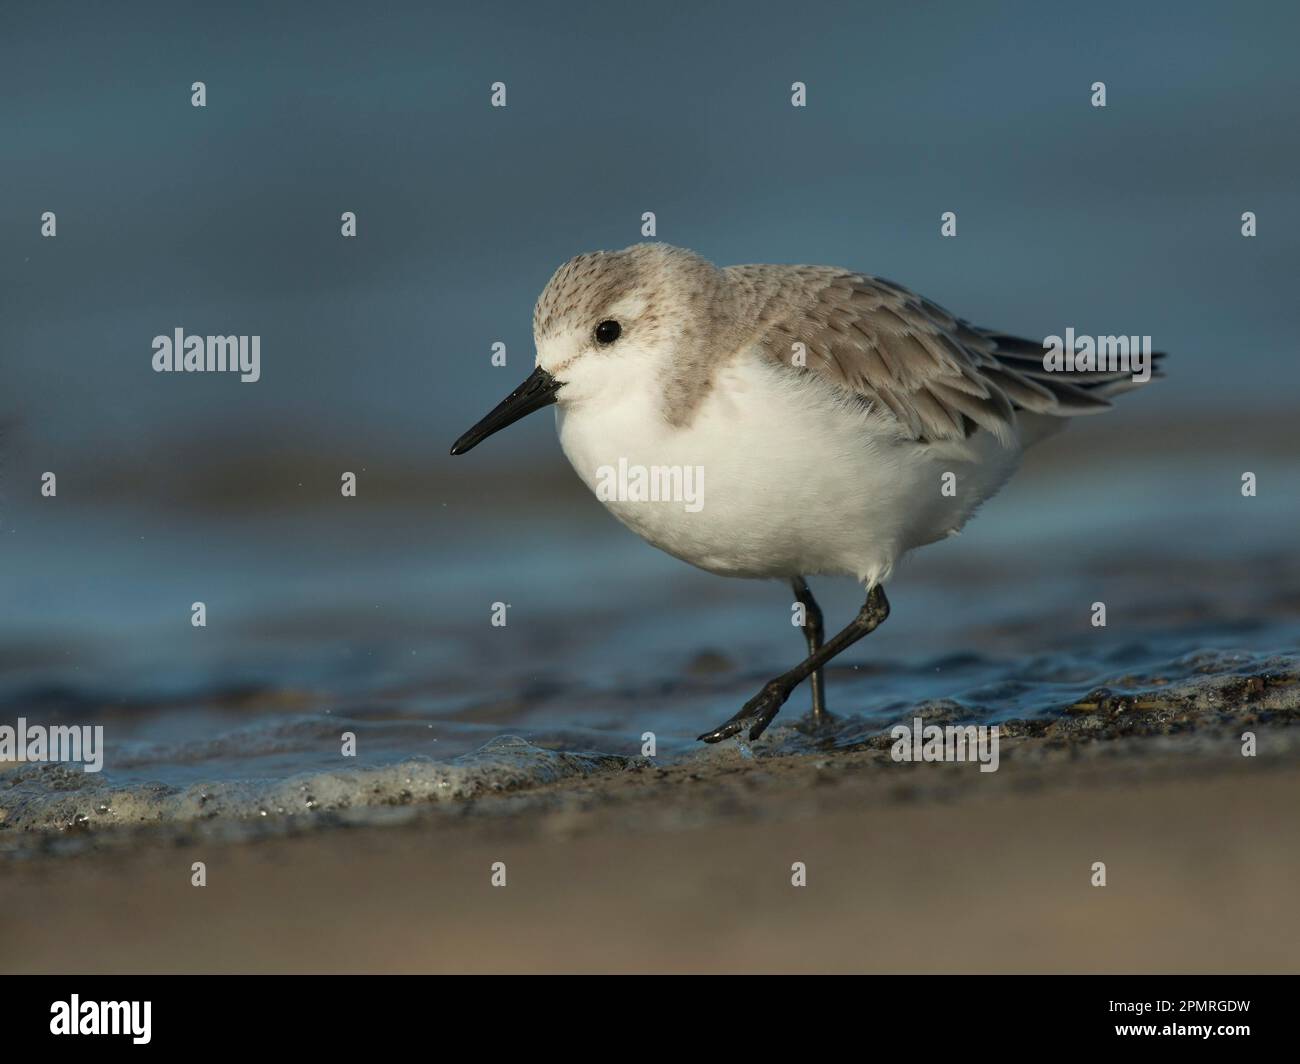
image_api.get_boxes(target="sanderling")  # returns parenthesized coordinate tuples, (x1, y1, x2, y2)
(451, 244, 1163, 743)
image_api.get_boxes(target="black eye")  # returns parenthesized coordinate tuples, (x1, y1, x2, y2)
(594, 320, 621, 345)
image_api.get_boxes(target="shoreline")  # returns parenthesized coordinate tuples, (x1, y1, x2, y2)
(3, 724, 1298, 973)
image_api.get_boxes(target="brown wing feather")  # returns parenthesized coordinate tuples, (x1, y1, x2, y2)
(729, 265, 1131, 445)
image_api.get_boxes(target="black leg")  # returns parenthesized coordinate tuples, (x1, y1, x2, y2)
(790, 576, 829, 725)
(698, 585, 890, 744)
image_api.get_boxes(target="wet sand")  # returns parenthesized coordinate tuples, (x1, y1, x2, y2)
(3, 722, 1298, 974)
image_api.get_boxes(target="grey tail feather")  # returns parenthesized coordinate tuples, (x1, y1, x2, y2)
(981, 330, 1166, 412)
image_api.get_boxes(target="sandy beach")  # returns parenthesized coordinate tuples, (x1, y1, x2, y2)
(4, 715, 1298, 974)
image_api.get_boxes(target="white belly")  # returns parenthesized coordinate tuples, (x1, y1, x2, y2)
(556, 355, 1025, 586)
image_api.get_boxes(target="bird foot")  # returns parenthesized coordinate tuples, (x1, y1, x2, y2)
(698, 681, 790, 744)
(793, 706, 837, 734)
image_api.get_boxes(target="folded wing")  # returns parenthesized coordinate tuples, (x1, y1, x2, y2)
(731, 265, 1162, 445)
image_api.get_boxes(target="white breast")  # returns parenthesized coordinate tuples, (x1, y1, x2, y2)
(555, 352, 1026, 586)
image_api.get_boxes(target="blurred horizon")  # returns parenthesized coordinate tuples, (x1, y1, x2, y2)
(3, 0, 1299, 498)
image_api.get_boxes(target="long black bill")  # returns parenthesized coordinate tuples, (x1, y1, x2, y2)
(449, 365, 562, 455)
